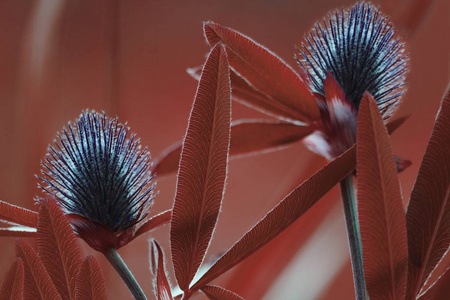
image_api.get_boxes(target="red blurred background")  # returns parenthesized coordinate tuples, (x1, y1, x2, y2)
(0, 0, 448, 299)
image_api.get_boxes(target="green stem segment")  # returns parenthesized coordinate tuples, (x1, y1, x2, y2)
(105, 249, 147, 300)
(340, 175, 368, 300)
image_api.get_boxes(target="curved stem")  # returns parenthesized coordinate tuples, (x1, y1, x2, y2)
(105, 248, 147, 300)
(340, 175, 368, 299)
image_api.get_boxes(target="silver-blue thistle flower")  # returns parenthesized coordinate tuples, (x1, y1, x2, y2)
(38, 110, 156, 233)
(297, 1, 409, 117)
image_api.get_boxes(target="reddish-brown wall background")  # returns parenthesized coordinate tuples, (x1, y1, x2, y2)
(0, 0, 448, 299)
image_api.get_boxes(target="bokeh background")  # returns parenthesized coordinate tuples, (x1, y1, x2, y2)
(0, 0, 448, 299)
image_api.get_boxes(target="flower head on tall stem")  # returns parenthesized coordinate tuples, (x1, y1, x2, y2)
(299, 1, 409, 160)
(38, 110, 156, 253)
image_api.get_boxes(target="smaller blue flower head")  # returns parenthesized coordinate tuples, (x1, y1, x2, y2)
(38, 110, 156, 233)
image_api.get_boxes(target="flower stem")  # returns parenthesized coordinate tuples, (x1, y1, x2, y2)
(105, 248, 147, 300)
(339, 175, 368, 299)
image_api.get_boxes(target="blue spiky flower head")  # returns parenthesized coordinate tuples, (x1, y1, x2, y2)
(298, 2, 409, 160)
(38, 110, 156, 252)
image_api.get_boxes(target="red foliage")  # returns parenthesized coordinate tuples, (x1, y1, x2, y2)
(153, 119, 313, 176)
(150, 240, 173, 300)
(75, 256, 108, 300)
(37, 199, 83, 299)
(0, 1, 447, 299)
(357, 94, 408, 299)
(203, 21, 319, 122)
(190, 145, 356, 293)
(16, 239, 61, 300)
(170, 44, 232, 292)
(406, 87, 450, 298)
(201, 285, 244, 300)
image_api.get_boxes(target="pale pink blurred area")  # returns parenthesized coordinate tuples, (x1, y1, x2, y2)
(0, 0, 448, 299)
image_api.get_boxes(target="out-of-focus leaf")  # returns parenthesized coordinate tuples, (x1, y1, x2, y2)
(153, 119, 312, 176)
(228, 119, 313, 156)
(37, 199, 83, 300)
(203, 21, 319, 122)
(406, 86, 450, 299)
(357, 94, 408, 299)
(151, 141, 183, 176)
(75, 256, 108, 300)
(150, 240, 173, 300)
(0, 200, 38, 228)
(133, 209, 172, 240)
(0, 226, 37, 237)
(385, 116, 410, 134)
(189, 65, 302, 121)
(383, 0, 436, 38)
(170, 44, 232, 291)
(190, 145, 356, 292)
(201, 285, 244, 300)
(16, 239, 62, 300)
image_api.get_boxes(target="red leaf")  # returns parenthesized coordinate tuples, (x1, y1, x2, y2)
(228, 119, 313, 156)
(153, 119, 312, 176)
(151, 141, 183, 175)
(406, 86, 450, 299)
(419, 247, 450, 297)
(190, 145, 356, 292)
(0, 259, 20, 299)
(133, 209, 172, 240)
(37, 199, 84, 299)
(75, 256, 108, 300)
(0, 226, 36, 237)
(150, 240, 173, 300)
(170, 44, 232, 291)
(223, 189, 340, 299)
(189, 65, 303, 121)
(0, 200, 38, 228)
(419, 264, 450, 300)
(356, 94, 408, 299)
(201, 285, 244, 300)
(16, 239, 62, 300)
(203, 21, 319, 122)
(11, 259, 24, 300)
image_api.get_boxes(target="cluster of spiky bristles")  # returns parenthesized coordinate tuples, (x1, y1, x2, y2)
(297, 1, 409, 117)
(38, 110, 155, 232)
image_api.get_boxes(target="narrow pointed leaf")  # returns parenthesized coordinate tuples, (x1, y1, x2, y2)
(0, 200, 38, 227)
(16, 239, 62, 300)
(357, 94, 408, 299)
(406, 86, 450, 299)
(75, 256, 108, 300)
(191, 145, 356, 292)
(203, 21, 319, 122)
(37, 199, 83, 299)
(170, 44, 232, 291)
(153, 120, 312, 175)
(150, 240, 173, 300)
(0, 226, 37, 237)
(133, 209, 172, 239)
(0, 260, 19, 299)
(11, 259, 24, 300)
(201, 285, 244, 300)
